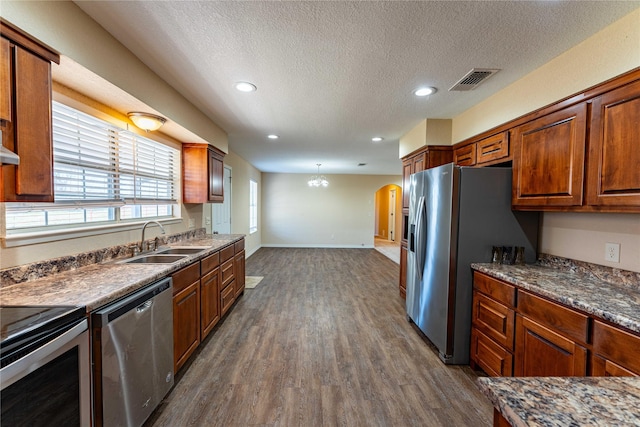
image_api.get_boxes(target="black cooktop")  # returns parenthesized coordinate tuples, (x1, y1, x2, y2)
(0, 306, 85, 368)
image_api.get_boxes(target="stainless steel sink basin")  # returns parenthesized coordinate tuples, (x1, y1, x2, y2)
(155, 247, 209, 255)
(120, 254, 188, 264)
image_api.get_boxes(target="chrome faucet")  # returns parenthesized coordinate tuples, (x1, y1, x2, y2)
(140, 221, 166, 253)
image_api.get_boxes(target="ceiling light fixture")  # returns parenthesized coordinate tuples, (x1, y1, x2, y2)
(267, 134, 279, 140)
(235, 81, 257, 92)
(414, 86, 437, 97)
(371, 137, 384, 142)
(308, 163, 329, 188)
(127, 112, 166, 131)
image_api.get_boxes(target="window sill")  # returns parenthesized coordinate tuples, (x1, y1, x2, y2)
(2, 218, 183, 248)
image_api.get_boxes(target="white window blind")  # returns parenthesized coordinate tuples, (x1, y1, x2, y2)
(53, 102, 177, 205)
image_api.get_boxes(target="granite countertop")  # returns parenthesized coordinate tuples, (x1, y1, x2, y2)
(477, 376, 640, 427)
(471, 262, 640, 333)
(0, 234, 244, 312)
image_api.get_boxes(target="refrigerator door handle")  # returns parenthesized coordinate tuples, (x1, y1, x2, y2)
(415, 196, 427, 281)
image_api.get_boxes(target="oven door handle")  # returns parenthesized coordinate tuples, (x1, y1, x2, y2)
(1, 319, 88, 390)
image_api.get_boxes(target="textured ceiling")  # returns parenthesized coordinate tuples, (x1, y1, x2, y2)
(73, 1, 639, 175)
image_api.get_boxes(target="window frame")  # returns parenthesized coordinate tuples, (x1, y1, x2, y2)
(249, 179, 258, 234)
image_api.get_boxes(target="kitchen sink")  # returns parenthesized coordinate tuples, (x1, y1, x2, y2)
(155, 247, 209, 255)
(120, 254, 189, 264)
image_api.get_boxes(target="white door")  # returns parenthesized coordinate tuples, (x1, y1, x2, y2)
(212, 166, 232, 234)
(389, 188, 396, 241)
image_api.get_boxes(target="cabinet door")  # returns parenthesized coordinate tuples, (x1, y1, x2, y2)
(412, 152, 426, 174)
(402, 160, 412, 209)
(399, 244, 407, 298)
(173, 280, 200, 372)
(453, 144, 476, 166)
(592, 355, 638, 377)
(514, 314, 587, 377)
(234, 250, 245, 298)
(586, 79, 640, 207)
(512, 103, 587, 208)
(471, 328, 513, 377)
(208, 147, 224, 202)
(476, 132, 509, 165)
(200, 267, 220, 340)
(592, 320, 640, 375)
(0, 37, 11, 122)
(2, 44, 54, 202)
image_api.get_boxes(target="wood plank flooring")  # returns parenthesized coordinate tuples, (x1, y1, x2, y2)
(146, 248, 492, 426)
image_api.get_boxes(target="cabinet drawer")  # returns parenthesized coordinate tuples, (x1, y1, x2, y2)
(172, 261, 200, 295)
(518, 291, 589, 344)
(593, 320, 640, 374)
(201, 251, 220, 275)
(234, 239, 245, 253)
(454, 144, 476, 166)
(472, 291, 515, 351)
(473, 272, 516, 307)
(221, 282, 235, 316)
(221, 258, 234, 288)
(477, 132, 509, 165)
(220, 244, 234, 262)
(471, 328, 513, 377)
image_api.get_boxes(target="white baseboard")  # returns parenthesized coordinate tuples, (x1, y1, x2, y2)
(260, 243, 375, 249)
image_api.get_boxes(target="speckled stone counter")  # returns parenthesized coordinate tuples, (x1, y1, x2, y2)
(471, 259, 640, 333)
(0, 233, 245, 312)
(477, 376, 640, 427)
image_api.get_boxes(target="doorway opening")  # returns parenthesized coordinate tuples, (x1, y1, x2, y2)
(373, 184, 402, 263)
(212, 165, 232, 234)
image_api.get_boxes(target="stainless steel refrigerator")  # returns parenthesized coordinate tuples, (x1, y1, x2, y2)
(406, 163, 538, 364)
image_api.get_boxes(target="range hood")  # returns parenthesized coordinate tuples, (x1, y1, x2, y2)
(1, 145, 20, 165)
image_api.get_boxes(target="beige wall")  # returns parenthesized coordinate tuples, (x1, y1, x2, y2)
(261, 174, 402, 247)
(223, 151, 262, 257)
(452, 8, 640, 143)
(1, 1, 228, 151)
(398, 119, 453, 157)
(449, 9, 640, 273)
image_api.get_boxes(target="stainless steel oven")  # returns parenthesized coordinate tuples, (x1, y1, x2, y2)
(1, 306, 91, 427)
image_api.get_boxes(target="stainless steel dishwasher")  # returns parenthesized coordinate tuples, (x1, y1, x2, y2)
(92, 277, 173, 427)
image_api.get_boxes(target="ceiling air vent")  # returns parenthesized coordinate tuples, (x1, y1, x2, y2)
(449, 68, 500, 91)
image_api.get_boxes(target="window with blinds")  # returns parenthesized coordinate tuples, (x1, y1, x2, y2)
(5, 102, 179, 231)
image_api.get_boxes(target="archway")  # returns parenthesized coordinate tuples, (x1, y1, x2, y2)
(373, 184, 402, 263)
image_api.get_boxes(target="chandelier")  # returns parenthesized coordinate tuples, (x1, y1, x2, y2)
(308, 163, 329, 187)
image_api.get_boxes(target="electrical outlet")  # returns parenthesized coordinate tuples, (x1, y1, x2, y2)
(605, 243, 620, 263)
(188, 218, 195, 229)
(205, 217, 211, 226)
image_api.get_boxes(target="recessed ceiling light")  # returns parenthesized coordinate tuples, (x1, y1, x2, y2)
(371, 137, 384, 142)
(235, 81, 257, 92)
(267, 134, 279, 140)
(414, 86, 436, 97)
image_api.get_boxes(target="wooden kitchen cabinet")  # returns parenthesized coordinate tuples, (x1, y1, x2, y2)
(234, 239, 246, 298)
(470, 272, 516, 377)
(514, 290, 589, 377)
(592, 320, 640, 376)
(200, 251, 221, 340)
(586, 79, 640, 208)
(172, 262, 201, 373)
(182, 143, 225, 203)
(453, 143, 476, 166)
(1, 21, 60, 202)
(511, 102, 588, 209)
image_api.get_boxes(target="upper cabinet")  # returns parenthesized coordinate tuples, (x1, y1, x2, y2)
(511, 103, 587, 209)
(1, 20, 60, 202)
(586, 79, 640, 208)
(401, 145, 452, 209)
(182, 143, 225, 203)
(453, 143, 476, 166)
(454, 131, 510, 167)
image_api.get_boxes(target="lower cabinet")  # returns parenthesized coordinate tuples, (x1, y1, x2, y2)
(172, 262, 201, 373)
(172, 237, 246, 372)
(514, 314, 587, 377)
(471, 271, 639, 379)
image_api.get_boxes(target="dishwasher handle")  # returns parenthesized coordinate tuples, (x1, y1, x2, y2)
(92, 277, 171, 327)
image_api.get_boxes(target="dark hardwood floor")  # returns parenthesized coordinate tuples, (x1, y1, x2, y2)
(147, 248, 492, 426)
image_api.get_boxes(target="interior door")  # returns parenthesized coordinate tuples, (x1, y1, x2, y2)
(212, 166, 232, 234)
(388, 188, 396, 241)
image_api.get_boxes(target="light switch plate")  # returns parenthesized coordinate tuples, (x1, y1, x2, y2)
(605, 242, 620, 263)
